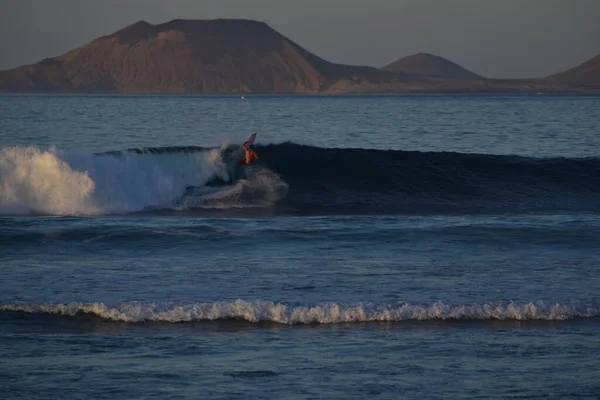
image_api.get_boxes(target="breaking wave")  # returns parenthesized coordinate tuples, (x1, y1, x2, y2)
(1, 142, 599, 216)
(0, 144, 286, 215)
(1, 300, 598, 324)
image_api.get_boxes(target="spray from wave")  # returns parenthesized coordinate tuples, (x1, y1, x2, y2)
(1, 300, 598, 324)
(0, 145, 287, 216)
(0, 147, 98, 215)
(177, 166, 289, 209)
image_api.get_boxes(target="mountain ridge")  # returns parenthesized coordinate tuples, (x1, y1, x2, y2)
(0, 19, 597, 93)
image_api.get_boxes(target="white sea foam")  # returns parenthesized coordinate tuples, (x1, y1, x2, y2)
(0, 146, 284, 215)
(0, 147, 98, 215)
(1, 300, 597, 324)
(178, 167, 288, 209)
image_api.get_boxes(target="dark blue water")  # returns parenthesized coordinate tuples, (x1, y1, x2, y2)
(1, 94, 600, 399)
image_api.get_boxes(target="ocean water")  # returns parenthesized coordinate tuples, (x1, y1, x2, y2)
(1, 94, 600, 399)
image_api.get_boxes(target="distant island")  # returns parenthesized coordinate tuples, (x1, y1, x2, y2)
(0, 19, 598, 94)
(381, 52, 483, 80)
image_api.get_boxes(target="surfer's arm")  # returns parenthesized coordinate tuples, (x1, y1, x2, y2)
(241, 141, 258, 161)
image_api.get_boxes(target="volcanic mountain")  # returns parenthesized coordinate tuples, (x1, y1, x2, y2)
(0, 19, 380, 93)
(0, 19, 596, 93)
(381, 52, 483, 80)
(544, 54, 600, 87)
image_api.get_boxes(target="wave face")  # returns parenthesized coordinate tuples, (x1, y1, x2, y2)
(1, 143, 599, 215)
(1, 300, 598, 324)
(256, 143, 600, 214)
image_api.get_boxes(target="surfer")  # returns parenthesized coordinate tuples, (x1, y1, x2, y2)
(238, 136, 259, 165)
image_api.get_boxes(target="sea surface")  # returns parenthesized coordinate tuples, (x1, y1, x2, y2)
(1, 94, 600, 399)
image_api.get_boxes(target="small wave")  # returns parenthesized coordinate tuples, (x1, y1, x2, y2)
(1, 300, 598, 324)
(0, 224, 229, 246)
(225, 371, 279, 378)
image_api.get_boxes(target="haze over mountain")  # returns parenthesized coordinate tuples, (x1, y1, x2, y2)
(382, 53, 483, 80)
(0, 19, 597, 94)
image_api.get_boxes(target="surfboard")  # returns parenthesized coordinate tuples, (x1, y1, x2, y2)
(244, 132, 257, 146)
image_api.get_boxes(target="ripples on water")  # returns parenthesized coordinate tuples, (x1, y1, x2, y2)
(1, 94, 599, 399)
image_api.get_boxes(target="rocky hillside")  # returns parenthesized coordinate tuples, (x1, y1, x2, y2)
(0, 19, 379, 93)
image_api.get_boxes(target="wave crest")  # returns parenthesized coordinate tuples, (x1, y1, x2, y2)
(0, 145, 286, 215)
(0, 147, 97, 215)
(2, 142, 599, 216)
(1, 300, 597, 324)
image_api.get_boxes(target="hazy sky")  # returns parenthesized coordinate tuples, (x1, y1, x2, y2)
(1, 0, 598, 78)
